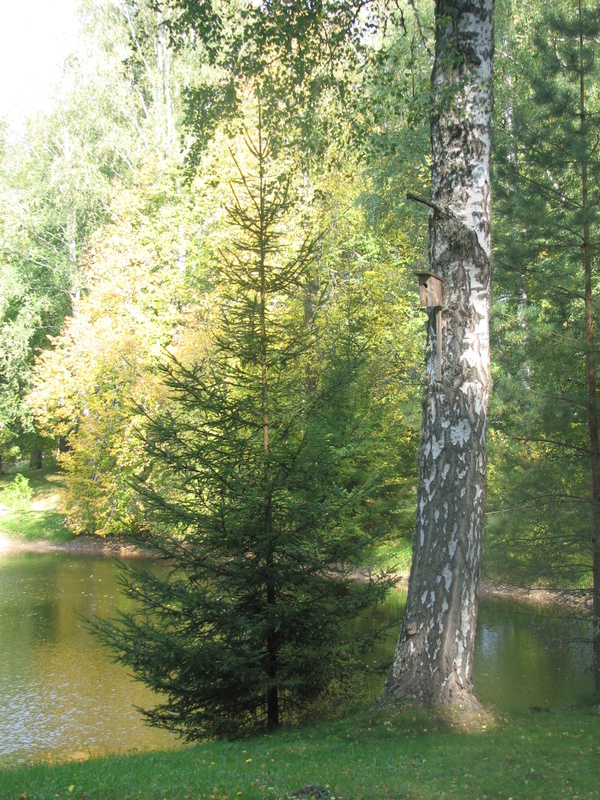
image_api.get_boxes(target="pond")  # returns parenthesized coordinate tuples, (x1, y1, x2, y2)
(0, 552, 594, 766)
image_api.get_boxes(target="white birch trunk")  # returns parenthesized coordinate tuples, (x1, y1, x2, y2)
(386, 0, 494, 708)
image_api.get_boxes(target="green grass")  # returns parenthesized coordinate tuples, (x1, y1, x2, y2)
(0, 464, 63, 494)
(1, 700, 599, 800)
(0, 509, 72, 543)
(369, 538, 413, 575)
(0, 466, 72, 544)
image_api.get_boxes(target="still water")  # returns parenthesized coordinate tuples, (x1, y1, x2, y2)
(0, 552, 594, 765)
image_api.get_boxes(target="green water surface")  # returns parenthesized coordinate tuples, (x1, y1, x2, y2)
(0, 553, 593, 765)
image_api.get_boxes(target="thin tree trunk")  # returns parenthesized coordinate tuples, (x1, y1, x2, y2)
(578, 0, 600, 691)
(256, 119, 279, 730)
(386, 0, 494, 708)
(58, 435, 70, 454)
(29, 447, 43, 470)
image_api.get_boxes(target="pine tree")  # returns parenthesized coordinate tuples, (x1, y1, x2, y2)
(95, 110, 393, 739)
(490, 0, 600, 689)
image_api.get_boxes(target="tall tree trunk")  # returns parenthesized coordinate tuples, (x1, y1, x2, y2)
(577, 0, 600, 691)
(58, 435, 70, 454)
(386, 0, 494, 708)
(29, 447, 43, 470)
(256, 120, 279, 730)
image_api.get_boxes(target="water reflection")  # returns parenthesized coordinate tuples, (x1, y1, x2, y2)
(0, 553, 177, 765)
(0, 553, 594, 766)
(473, 598, 592, 709)
(374, 592, 593, 710)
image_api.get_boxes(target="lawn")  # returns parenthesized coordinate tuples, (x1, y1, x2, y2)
(0, 466, 72, 544)
(1, 701, 599, 800)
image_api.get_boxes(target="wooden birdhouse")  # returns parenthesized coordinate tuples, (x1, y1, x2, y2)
(415, 270, 444, 382)
(415, 271, 444, 310)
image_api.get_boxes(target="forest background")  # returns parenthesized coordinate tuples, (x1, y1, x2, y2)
(0, 0, 596, 615)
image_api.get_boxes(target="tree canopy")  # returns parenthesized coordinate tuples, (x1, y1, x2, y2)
(2, 0, 598, 718)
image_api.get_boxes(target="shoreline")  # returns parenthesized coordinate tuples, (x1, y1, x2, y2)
(0, 532, 151, 559)
(0, 532, 592, 610)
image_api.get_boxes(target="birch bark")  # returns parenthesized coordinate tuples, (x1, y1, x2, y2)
(386, 0, 494, 707)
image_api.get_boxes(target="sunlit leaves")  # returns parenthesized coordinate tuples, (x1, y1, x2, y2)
(29, 160, 212, 534)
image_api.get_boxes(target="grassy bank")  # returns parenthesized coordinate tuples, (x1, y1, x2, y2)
(0, 466, 415, 568)
(0, 466, 71, 545)
(1, 701, 599, 800)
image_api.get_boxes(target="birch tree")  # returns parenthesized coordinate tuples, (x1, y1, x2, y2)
(386, 0, 494, 708)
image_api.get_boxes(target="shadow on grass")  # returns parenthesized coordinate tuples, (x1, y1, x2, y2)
(0, 509, 71, 543)
(1, 701, 599, 800)
(0, 465, 71, 543)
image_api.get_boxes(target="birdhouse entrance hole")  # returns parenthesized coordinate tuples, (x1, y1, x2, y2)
(416, 271, 444, 309)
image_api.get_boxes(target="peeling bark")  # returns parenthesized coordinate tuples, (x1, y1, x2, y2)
(386, 0, 494, 708)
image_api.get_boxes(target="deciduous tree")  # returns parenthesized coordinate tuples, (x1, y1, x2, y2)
(29, 160, 208, 534)
(386, 0, 495, 708)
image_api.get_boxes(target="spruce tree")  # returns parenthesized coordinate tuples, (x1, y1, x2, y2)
(491, 0, 600, 688)
(95, 110, 393, 739)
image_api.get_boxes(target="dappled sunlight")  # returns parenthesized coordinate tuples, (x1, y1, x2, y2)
(30, 493, 62, 512)
(0, 529, 16, 555)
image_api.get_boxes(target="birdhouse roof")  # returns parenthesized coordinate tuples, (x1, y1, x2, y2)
(414, 270, 444, 281)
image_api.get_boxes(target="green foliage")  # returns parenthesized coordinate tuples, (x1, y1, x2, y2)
(0, 473, 33, 512)
(28, 158, 210, 536)
(355, 2, 433, 241)
(95, 115, 395, 739)
(0, 120, 78, 454)
(487, 0, 600, 587)
(0, 0, 198, 462)
(167, 0, 386, 165)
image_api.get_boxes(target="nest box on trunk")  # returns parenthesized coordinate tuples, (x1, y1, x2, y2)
(415, 271, 444, 310)
(415, 270, 444, 382)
